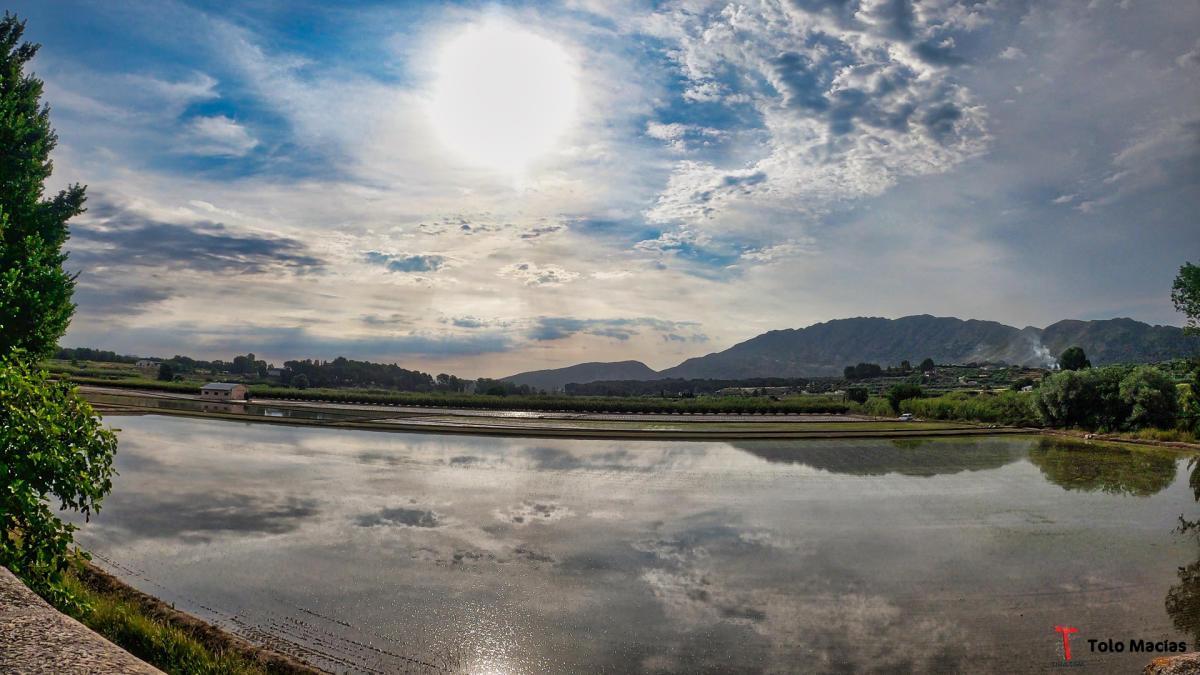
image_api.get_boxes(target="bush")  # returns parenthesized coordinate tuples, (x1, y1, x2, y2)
(846, 387, 869, 404)
(0, 355, 117, 609)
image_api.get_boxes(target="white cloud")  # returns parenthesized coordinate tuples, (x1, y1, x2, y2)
(637, 0, 991, 231)
(498, 262, 581, 286)
(183, 115, 259, 157)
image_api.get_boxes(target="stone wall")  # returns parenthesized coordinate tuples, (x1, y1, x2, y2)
(0, 566, 160, 674)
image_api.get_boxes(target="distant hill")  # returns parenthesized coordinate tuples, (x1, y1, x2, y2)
(503, 315, 1197, 388)
(502, 360, 659, 391)
(659, 315, 1196, 379)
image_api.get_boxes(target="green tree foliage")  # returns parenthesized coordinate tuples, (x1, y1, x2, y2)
(0, 15, 84, 359)
(1034, 365, 1180, 431)
(1173, 261, 1200, 334)
(844, 363, 884, 380)
(155, 362, 174, 382)
(900, 390, 1038, 427)
(291, 373, 309, 389)
(919, 358, 935, 372)
(283, 356, 434, 390)
(846, 387, 869, 404)
(0, 15, 115, 609)
(1059, 346, 1091, 371)
(1120, 365, 1179, 429)
(886, 383, 923, 413)
(0, 356, 116, 607)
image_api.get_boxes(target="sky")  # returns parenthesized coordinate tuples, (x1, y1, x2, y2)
(12, 0, 1200, 377)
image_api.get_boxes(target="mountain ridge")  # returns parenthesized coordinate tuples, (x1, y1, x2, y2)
(502, 315, 1197, 390)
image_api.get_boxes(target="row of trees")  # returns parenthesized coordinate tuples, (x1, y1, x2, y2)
(564, 377, 813, 397)
(279, 357, 467, 392)
(843, 358, 936, 380)
(1033, 365, 1184, 431)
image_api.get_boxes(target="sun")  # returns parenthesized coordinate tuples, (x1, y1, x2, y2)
(428, 19, 579, 173)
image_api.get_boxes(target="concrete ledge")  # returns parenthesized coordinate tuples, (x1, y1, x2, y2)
(0, 566, 161, 674)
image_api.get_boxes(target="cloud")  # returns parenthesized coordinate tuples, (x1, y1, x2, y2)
(68, 200, 324, 275)
(639, 0, 990, 227)
(363, 251, 448, 273)
(498, 262, 580, 286)
(183, 115, 259, 157)
(355, 507, 441, 528)
(493, 501, 573, 526)
(645, 122, 726, 152)
(529, 316, 705, 342)
(72, 282, 173, 317)
(1178, 38, 1200, 68)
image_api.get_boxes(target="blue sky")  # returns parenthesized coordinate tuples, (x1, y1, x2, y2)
(12, 0, 1200, 376)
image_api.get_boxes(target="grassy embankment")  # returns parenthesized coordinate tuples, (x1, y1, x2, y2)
(47, 558, 316, 675)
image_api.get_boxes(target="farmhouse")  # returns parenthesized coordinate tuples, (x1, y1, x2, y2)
(135, 359, 159, 369)
(200, 382, 248, 401)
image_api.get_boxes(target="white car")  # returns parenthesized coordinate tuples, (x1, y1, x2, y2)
(898, 413, 914, 421)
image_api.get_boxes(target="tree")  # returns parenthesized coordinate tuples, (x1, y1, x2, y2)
(0, 14, 85, 359)
(1, 356, 116, 607)
(1120, 366, 1179, 430)
(0, 16, 116, 608)
(846, 387, 869, 404)
(899, 360, 911, 372)
(1033, 369, 1087, 427)
(919, 358, 935, 372)
(1173, 261, 1200, 334)
(156, 362, 174, 381)
(1059, 346, 1091, 371)
(292, 373, 309, 389)
(886, 383, 923, 413)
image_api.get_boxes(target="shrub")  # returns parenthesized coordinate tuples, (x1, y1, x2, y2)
(0, 355, 117, 609)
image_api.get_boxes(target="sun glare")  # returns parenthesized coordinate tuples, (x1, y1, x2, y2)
(428, 19, 579, 173)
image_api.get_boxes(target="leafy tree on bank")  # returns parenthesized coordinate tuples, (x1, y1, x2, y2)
(0, 14, 115, 609)
(1, 356, 116, 608)
(1059, 346, 1091, 371)
(1034, 365, 1180, 431)
(886, 383, 923, 413)
(1173, 261, 1200, 335)
(1119, 366, 1179, 430)
(1172, 262, 1200, 431)
(0, 14, 84, 359)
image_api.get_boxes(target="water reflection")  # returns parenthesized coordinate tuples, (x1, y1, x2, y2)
(730, 438, 1027, 476)
(71, 416, 1197, 673)
(1167, 459, 1200, 644)
(1028, 437, 1178, 496)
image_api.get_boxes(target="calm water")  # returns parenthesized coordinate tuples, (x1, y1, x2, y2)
(71, 415, 1200, 673)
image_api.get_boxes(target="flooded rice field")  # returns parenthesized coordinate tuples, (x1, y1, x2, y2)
(72, 415, 1200, 673)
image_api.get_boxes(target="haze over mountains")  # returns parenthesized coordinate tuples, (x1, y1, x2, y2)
(503, 315, 1198, 390)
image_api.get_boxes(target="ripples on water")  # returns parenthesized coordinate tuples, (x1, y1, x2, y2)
(69, 415, 1200, 674)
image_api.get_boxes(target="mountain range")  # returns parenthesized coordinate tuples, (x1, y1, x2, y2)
(502, 315, 1197, 390)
